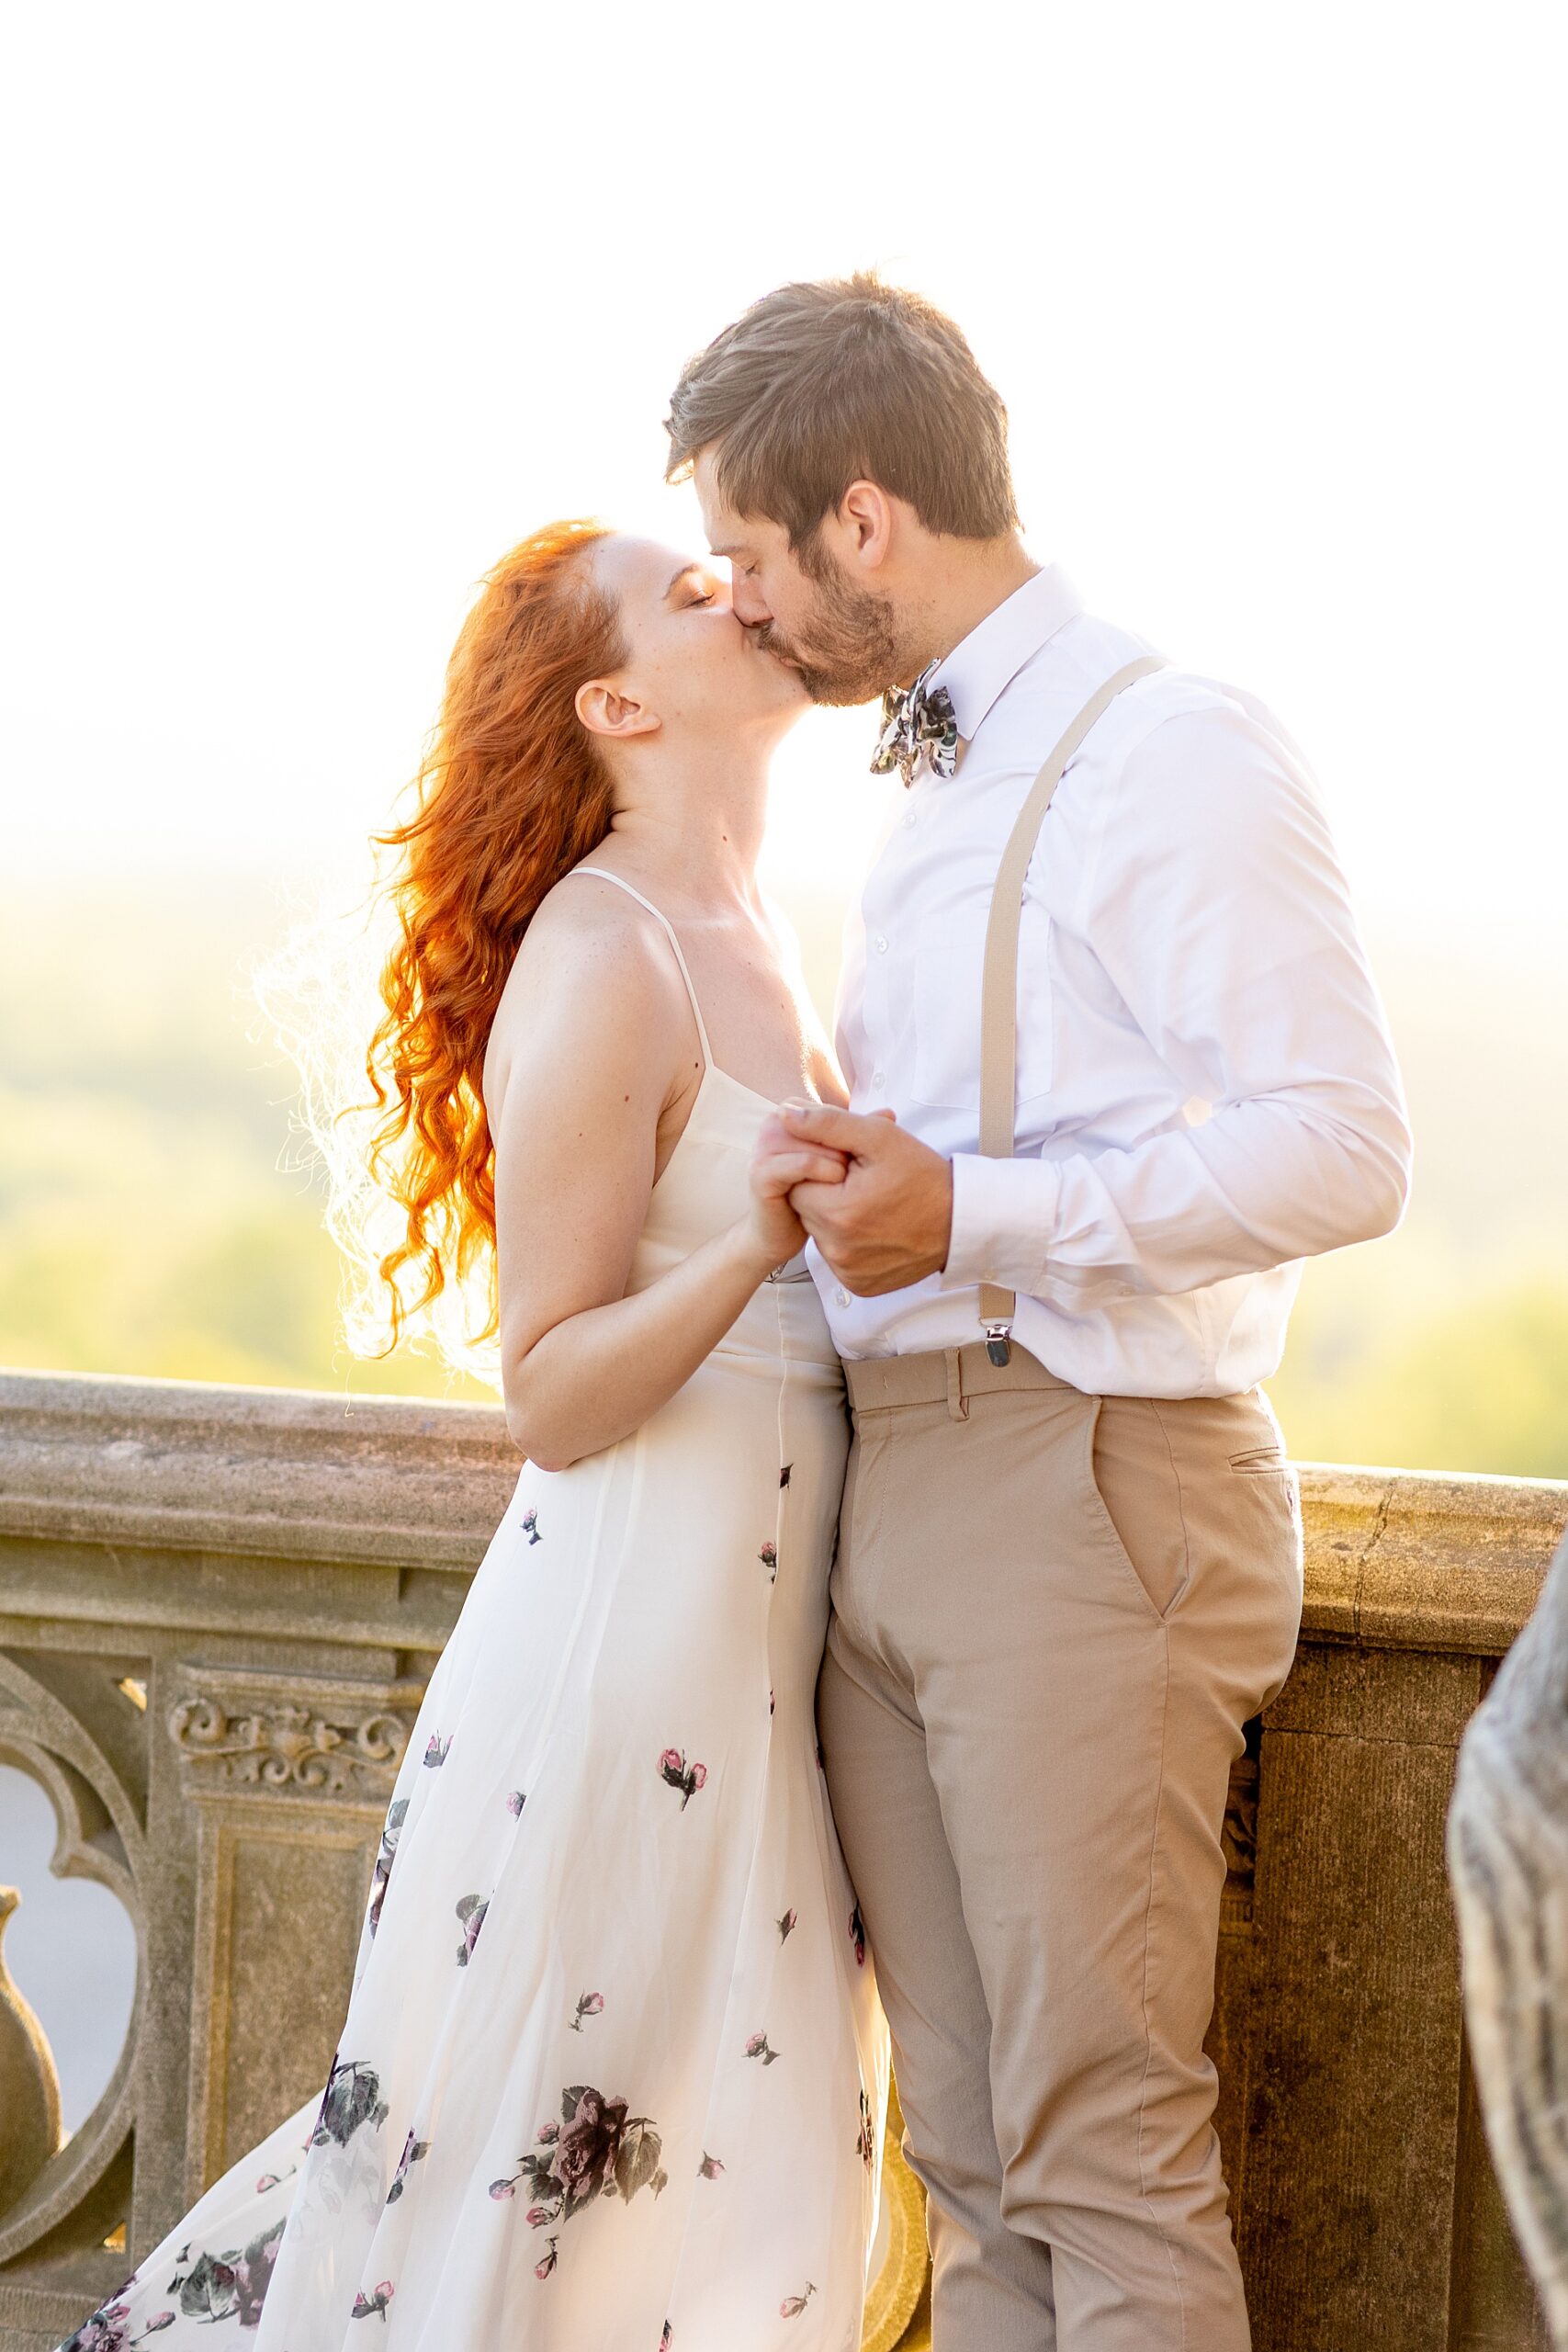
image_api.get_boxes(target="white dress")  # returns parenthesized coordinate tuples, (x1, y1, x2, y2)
(57, 869, 890, 2352)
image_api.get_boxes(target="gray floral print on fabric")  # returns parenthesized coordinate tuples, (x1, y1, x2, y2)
(489, 2087, 668, 2283)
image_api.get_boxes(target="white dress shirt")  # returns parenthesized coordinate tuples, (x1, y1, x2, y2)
(807, 563, 1413, 1397)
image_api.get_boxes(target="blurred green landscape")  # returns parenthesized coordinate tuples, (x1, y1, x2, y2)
(3, 873, 1564, 1478)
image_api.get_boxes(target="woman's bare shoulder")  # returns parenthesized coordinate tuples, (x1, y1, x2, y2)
(483, 868, 688, 1116)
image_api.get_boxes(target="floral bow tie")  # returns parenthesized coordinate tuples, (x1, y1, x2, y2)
(870, 663, 961, 786)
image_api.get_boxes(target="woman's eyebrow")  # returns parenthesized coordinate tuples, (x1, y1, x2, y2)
(663, 561, 705, 601)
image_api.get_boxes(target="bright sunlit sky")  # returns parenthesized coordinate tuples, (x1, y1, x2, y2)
(4, 3, 1564, 977)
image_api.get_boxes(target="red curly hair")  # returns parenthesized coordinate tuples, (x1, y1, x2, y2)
(361, 518, 626, 1356)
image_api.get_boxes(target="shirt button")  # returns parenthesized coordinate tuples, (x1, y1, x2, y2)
(902, 811, 916, 829)
(872, 1070, 886, 1090)
(835, 1286, 850, 1308)
(874, 934, 888, 954)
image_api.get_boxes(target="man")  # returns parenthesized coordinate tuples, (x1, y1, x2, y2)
(665, 274, 1411, 2350)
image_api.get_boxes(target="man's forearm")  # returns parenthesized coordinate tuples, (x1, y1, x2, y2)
(941, 1081, 1412, 1308)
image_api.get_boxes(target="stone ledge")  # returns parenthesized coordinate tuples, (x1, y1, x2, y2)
(2, 1372, 1564, 1655)
(0, 1368, 516, 1572)
(1299, 1464, 1566, 1653)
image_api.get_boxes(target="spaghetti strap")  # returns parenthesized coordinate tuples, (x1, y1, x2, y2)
(570, 864, 715, 1069)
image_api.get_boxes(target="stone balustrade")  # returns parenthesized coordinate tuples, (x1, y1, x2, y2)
(0, 1367, 1563, 2352)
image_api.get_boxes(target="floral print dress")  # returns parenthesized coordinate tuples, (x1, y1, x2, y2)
(56, 872, 889, 2352)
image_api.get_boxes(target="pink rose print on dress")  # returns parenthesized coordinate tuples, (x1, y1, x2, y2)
(779, 1463, 792, 1488)
(491, 2086, 668, 2281)
(781, 2284, 817, 2317)
(61, 2302, 178, 2349)
(745, 2031, 780, 2066)
(759, 1540, 778, 1581)
(697, 2152, 724, 2179)
(350, 2278, 394, 2320)
(658, 1747, 707, 1809)
(521, 1508, 541, 1544)
(506, 1788, 526, 1815)
(568, 1991, 604, 2032)
(777, 1908, 797, 1942)
(455, 1891, 489, 1964)
(423, 1732, 450, 1768)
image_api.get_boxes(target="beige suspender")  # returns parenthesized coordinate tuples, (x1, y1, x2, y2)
(976, 655, 1167, 1363)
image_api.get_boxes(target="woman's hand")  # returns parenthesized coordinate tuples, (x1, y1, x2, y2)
(745, 1113, 850, 1269)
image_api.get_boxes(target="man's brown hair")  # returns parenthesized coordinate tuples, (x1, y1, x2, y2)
(664, 272, 1020, 551)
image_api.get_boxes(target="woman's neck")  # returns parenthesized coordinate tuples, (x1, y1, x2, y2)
(599, 742, 771, 909)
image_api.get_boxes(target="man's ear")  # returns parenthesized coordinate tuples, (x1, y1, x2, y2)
(575, 680, 660, 741)
(836, 480, 896, 572)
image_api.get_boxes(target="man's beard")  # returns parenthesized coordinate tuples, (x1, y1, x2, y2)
(750, 543, 904, 708)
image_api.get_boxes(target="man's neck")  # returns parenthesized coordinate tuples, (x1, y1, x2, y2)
(897, 536, 1042, 688)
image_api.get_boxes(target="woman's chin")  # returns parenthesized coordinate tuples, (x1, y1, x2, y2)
(761, 650, 813, 715)
(728, 656, 810, 740)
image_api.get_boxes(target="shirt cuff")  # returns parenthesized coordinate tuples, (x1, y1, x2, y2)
(940, 1152, 1063, 1294)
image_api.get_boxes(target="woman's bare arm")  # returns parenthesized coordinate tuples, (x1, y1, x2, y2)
(487, 892, 840, 1470)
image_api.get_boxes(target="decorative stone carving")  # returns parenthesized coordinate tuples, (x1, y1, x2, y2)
(0, 1651, 145, 2280)
(1221, 1750, 1259, 1931)
(0, 1886, 62, 2215)
(165, 1668, 423, 1800)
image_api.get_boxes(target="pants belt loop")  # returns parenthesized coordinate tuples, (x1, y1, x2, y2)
(944, 1347, 969, 1422)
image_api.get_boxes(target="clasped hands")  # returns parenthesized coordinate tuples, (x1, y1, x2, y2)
(750, 1100, 954, 1296)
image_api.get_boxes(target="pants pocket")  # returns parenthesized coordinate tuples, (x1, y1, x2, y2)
(1228, 1442, 1292, 1475)
(1082, 1393, 1191, 1623)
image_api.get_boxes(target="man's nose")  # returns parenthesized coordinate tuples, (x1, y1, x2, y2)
(730, 576, 772, 629)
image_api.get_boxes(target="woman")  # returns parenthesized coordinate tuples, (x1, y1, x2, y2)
(57, 520, 889, 2352)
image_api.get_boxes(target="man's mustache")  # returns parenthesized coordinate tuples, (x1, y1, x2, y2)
(746, 620, 801, 668)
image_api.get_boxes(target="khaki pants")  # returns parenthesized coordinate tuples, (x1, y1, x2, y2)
(818, 1341, 1303, 2351)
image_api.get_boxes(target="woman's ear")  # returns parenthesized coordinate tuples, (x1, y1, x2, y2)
(575, 680, 660, 741)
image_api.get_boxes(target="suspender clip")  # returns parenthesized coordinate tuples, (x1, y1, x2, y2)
(984, 1322, 1013, 1368)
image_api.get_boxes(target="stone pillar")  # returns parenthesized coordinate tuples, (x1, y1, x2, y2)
(163, 1665, 423, 2197)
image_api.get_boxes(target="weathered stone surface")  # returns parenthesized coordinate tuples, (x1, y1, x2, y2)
(0, 1370, 1563, 2351)
(0, 1368, 517, 1574)
(1448, 1526, 1568, 2347)
(1237, 1716, 1467, 2346)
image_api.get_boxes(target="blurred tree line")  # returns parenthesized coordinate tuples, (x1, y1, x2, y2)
(3, 876, 1563, 1478)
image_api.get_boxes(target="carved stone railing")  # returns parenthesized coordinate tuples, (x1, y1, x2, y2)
(0, 1369, 1562, 2352)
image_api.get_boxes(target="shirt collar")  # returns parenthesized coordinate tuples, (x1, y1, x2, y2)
(926, 562, 1084, 746)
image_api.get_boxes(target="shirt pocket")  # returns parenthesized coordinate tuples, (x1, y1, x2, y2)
(909, 911, 1055, 1114)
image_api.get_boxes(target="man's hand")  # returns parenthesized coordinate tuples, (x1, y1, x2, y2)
(766, 1101, 954, 1296)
